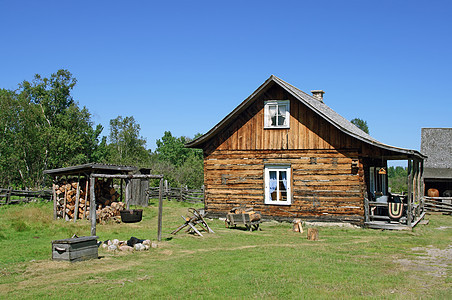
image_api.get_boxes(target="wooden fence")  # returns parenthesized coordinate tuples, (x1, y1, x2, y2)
(1, 184, 204, 206)
(424, 197, 452, 214)
(0, 187, 52, 205)
(147, 184, 204, 204)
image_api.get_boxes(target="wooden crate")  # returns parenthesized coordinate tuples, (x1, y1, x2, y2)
(52, 236, 99, 262)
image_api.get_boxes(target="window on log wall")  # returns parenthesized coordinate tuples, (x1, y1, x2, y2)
(265, 165, 291, 205)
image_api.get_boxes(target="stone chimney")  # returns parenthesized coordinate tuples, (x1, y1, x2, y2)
(311, 90, 325, 102)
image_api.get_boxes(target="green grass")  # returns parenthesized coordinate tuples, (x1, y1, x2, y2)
(0, 200, 450, 299)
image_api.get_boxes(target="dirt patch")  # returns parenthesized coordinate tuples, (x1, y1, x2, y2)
(436, 226, 452, 230)
(395, 245, 452, 278)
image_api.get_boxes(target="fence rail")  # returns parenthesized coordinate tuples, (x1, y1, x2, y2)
(147, 186, 204, 203)
(424, 197, 452, 214)
(1, 184, 203, 206)
(0, 188, 52, 205)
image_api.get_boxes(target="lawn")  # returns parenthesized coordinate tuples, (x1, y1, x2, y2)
(0, 200, 450, 299)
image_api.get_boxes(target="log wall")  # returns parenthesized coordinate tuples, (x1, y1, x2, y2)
(205, 150, 365, 223)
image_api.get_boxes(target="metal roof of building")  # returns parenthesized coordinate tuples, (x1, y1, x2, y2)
(186, 75, 424, 159)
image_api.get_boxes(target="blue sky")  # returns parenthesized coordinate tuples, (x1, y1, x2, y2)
(1, 0, 451, 157)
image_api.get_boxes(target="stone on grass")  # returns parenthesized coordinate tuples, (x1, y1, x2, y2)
(134, 243, 146, 251)
(119, 245, 133, 252)
(108, 244, 118, 251)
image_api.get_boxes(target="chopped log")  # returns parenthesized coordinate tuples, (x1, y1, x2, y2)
(293, 219, 303, 233)
(307, 228, 319, 241)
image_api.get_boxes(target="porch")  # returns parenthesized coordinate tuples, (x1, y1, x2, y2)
(363, 156, 425, 230)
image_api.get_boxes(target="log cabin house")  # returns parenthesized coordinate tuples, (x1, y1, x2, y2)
(186, 75, 426, 229)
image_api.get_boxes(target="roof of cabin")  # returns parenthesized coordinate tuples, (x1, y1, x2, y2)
(186, 75, 424, 159)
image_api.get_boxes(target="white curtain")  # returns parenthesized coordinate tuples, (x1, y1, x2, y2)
(269, 171, 277, 201)
(269, 105, 277, 126)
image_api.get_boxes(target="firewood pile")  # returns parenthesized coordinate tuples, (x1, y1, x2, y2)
(96, 201, 125, 224)
(54, 178, 89, 220)
(54, 178, 123, 222)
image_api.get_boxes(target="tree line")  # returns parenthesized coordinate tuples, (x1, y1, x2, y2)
(1, 69, 407, 192)
(0, 70, 203, 189)
(388, 166, 408, 193)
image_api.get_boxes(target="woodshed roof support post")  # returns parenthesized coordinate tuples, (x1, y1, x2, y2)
(52, 182, 57, 220)
(88, 173, 164, 238)
(158, 177, 164, 242)
(90, 176, 96, 236)
(73, 175, 81, 223)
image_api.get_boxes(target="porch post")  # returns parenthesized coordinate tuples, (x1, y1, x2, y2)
(416, 159, 421, 217)
(407, 159, 413, 227)
(420, 159, 425, 213)
(364, 193, 370, 223)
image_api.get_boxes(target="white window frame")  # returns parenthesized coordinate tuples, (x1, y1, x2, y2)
(264, 100, 290, 129)
(264, 165, 291, 205)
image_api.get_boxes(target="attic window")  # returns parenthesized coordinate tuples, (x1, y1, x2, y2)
(264, 100, 290, 128)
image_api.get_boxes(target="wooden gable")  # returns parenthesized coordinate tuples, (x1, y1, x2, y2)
(203, 82, 359, 155)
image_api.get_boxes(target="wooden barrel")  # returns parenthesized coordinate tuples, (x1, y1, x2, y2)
(427, 188, 439, 197)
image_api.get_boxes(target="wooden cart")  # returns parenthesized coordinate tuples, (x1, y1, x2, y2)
(226, 211, 261, 231)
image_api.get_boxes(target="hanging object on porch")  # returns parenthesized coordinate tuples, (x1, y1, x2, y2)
(388, 202, 403, 220)
(378, 168, 387, 175)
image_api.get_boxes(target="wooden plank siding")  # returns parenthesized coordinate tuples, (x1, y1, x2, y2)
(204, 84, 361, 155)
(201, 83, 369, 223)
